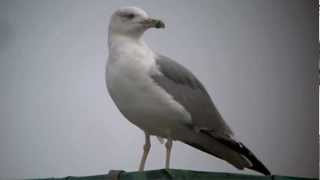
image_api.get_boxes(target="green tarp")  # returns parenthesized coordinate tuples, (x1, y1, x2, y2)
(28, 169, 317, 180)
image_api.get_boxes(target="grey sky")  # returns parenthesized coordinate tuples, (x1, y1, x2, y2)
(0, 0, 318, 179)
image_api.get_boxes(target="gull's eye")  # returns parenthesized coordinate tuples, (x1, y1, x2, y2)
(123, 13, 135, 19)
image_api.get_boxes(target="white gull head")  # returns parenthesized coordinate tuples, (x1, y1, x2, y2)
(108, 7, 165, 42)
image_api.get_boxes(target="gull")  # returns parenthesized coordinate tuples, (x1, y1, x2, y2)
(105, 7, 271, 175)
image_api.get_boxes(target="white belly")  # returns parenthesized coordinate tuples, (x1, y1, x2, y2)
(106, 57, 191, 138)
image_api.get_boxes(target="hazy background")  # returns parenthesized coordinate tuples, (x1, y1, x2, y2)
(0, 0, 318, 179)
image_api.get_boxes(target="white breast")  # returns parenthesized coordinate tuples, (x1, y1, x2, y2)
(106, 39, 191, 137)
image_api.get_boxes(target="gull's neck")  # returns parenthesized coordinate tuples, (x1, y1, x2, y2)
(108, 31, 147, 50)
(107, 31, 154, 65)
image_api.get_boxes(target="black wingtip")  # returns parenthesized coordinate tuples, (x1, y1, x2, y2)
(253, 164, 271, 176)
(183, 130, 271, 176)
(238, 142, 271, 176)
(213, 136, 271, 176)
(184, 140, 271, 176)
